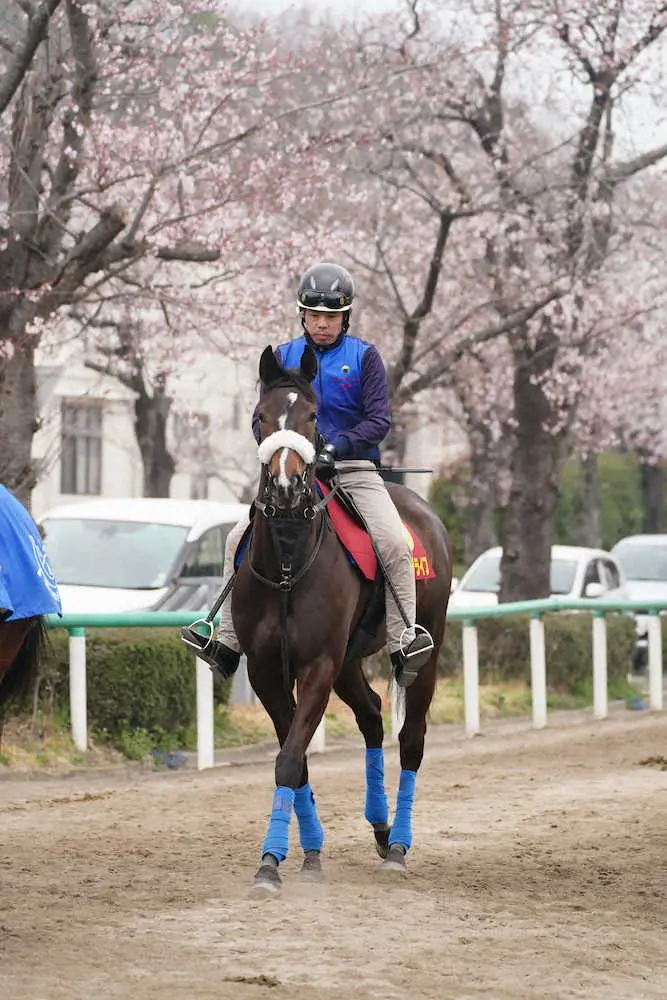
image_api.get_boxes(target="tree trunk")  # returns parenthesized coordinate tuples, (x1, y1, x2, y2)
(0, 324, 38, 507)
(573, 452, 602, 547)
(640, 459, 665, 534)
(464, 443, 501, 564)
(134, 391, 175, 498)
(500, 327, 566, 602)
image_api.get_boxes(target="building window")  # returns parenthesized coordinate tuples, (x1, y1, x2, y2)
(60, 400, 103, 495)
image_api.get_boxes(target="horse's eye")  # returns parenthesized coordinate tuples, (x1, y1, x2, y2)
(308, 412, 317, 422)
(258, 412, 266, 423)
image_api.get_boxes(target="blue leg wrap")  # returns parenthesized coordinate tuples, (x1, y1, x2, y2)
(261, 786, 295, 862)
(364, 747, 389, 826)
(294, 783, 325, 852)
(389, 769, 417, 851)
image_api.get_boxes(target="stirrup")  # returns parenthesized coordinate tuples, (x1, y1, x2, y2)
(392, 626, 434, 688)
(180, 619, 214, 652)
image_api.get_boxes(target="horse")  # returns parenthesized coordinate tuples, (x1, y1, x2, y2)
(0, 616, 45, 737)
(230, 344, 452, 893)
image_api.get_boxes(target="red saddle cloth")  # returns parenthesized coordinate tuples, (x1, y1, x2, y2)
(318, 482, 436, 582)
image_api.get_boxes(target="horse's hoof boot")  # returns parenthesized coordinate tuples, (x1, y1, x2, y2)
(380, 844, 408, 873)
(373, 824, 390, 859)
(252, 863, 282, 895)
(300, 850, 325, 883)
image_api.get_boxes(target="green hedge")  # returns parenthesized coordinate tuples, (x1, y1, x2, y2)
(8, 615, 642, 752)
(30, 628, 231, 743)
(437, 613, 637, 689)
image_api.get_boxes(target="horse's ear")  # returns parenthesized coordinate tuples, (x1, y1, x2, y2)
(300, 344, 318, 383)
(259, 346, 283, 386)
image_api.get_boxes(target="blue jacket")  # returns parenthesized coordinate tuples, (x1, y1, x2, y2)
(274, 334, 391, 463)
(0, 485, 62, 621)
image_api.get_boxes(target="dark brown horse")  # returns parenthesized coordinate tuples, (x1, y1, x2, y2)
(233, 345, 452, 893)
(0, 617, 44, 738)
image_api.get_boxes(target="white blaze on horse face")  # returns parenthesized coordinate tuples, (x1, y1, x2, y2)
(278, 447, 290, 488)
(278, 392, 298, 431)
(276, 394, 299, 484)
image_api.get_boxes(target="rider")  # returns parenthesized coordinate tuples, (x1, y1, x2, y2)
(200, 262, 434, 687)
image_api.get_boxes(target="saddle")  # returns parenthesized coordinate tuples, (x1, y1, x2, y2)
(234, 481, 435, 582)
(233, 482, 436, 664)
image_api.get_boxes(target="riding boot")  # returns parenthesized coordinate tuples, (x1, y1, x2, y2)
(390, 631, 435, 688)
(179, 630, 241, 680)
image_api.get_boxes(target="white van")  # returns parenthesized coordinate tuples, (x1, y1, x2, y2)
(39, 497, 250, 615)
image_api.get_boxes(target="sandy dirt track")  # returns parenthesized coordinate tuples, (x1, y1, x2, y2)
(1, 709, 666, 1000)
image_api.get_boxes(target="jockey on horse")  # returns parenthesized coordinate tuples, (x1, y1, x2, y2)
(196, 261, 434, 688)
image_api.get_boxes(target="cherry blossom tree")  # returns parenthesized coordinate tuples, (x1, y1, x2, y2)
(292, 0, 667, 598)
(0, 0, 394, 503)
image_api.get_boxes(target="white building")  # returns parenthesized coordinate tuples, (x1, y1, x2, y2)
(31, 352, 259, 519)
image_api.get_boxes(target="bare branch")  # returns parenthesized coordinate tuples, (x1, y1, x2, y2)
(388, 209, 454, 394)
(14, 1, 36, 17)
(396, 290, 565, 404)
(84, 357, 139, 394)
(38, 0, 98, 250)
(120, 178, 158, 248)
(399, 0, 421, 57)
(491, 0, 508, 100)
(604, 141, 667, 187)
(616, 3, 667, 76)
(0, 0, 63, 118)
(555, 21, 596, 81)
(174, 63, 433, 173)
(37, 203, 127, 315)
(155, 243, 221, 263)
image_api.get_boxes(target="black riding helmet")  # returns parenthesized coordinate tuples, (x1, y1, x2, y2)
(297, 262, 354, 334)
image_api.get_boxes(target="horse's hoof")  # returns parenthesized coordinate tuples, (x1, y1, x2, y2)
(373, 824, 390, 859)
(379, 844, 408, 874)
(251, 863, 282, 896)
(300, 850, 325, 883)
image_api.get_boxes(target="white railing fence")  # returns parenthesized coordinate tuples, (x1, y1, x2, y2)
(47, 598, 666, 769)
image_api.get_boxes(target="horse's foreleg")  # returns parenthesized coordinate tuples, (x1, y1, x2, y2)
(253, 658, 334, 892)
(384, 657, 438, 872)
(248, 668, 298, 895)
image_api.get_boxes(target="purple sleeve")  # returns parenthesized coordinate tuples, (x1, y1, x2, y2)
(331, 345, 391, 459)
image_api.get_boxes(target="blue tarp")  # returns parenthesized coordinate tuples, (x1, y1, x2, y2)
(0, 485, 62, 621)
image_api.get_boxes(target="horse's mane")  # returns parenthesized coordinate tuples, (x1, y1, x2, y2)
(260, 361, 316, 403)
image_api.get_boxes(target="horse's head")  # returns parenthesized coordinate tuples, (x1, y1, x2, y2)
(256, 345, 319, 512)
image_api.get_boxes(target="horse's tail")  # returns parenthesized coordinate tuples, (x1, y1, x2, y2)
(0, 616, 46, 716)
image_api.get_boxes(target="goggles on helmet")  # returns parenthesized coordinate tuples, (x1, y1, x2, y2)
(298, 289, 352, 311)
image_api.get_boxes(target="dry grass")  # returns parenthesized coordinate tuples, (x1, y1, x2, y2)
(221, 676, 537, 744)
(0, 678, 549, 772)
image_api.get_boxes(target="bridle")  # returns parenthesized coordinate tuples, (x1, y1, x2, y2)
(250, 428, 341, 698)
(251, 428, 340, 591)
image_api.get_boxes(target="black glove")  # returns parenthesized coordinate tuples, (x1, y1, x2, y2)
(315, 442, 337, 482)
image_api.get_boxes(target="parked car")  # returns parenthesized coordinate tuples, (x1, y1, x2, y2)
(610, 534, 667, 670)
(39, 497, 250, 615)
(449, 544, 628, 609)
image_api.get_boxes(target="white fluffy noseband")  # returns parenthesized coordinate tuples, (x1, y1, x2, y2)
(257, 430, 316, 466)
